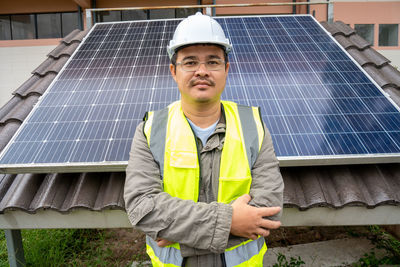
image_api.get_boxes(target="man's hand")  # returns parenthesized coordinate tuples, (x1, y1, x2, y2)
(231, 194, 281, 240)
(156, 238, 174, 247)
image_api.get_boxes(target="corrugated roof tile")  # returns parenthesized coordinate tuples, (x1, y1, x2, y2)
(48, 42, 80, 59)
(333, 21, 355, 36)
(62, 29, 88, 44)
(0, 121, 21, 151)
(347, 48, 370, 66)
(383, 86, 400, 105)
(380, 65, 400, 87)
(32, 56, 69, 76)
(12, 75, 41, 97)
(0, 173, 44, 213)
(0, 97, 22, 121)
(348, 34, 371, 50)
(362, 48, 390, 67)
(364, 65, 392, 87)
(0, 95, 40, 124)
(16, 73, 57, 97)
(334, 35, 354, 49)
(320, 22, 341, 36)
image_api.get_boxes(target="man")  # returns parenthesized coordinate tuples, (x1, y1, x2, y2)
(124, 12, 284, 267)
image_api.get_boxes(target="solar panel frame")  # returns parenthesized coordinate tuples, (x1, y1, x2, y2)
(0, 14, 400, 173)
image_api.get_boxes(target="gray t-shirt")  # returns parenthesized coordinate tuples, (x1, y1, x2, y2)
(187, 118, 219, 146)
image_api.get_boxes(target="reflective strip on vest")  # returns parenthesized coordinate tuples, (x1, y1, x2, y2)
(143, 100, 266, 266)
(225, 237, 267, 267)
(146, 236, 183, 267)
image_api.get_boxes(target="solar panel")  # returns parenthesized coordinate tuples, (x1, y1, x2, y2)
(1, 15, 400, 173)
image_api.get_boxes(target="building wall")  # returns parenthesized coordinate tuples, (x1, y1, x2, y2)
(215, 0, 295, 15)
(96, 0, 197, 7)
(0, 45, 57, 108)
(378, 50, 400, 69)
(334, 1, 400, 50)
(0, 0, 77, 14)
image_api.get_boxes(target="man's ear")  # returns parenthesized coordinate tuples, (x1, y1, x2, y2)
(170, 64, 177, 82)
(225, 62, 230, 74)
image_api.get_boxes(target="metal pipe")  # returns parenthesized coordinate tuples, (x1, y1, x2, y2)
(328, 0, 334, 23)
(5, 230, 25, 267)
(292, 0, 296, 14)
(85, 2, 335, 13)
(213, 0, 216, 16)
(77, 5, 83, 30)
(84, 1, 335, 29)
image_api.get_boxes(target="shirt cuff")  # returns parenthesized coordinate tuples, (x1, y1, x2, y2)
(209, 203, 233, 253)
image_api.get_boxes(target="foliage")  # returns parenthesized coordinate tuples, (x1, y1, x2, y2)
(273, 252, 305, 267)
(352, 225, 400, 267)
(0, 229, 125, 267)
(352, 251, 396, 267)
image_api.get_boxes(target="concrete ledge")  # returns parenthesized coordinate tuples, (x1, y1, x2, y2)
(0, 209, 132, 229)
(282, 206, 400, 226)
(0, 205, 400, 229)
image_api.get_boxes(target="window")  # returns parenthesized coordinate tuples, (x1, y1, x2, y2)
(379, 24, 399, 46)
(96, 11, 121, 23)
(176, 8, 198, 18)
(149, 9, 175, 19)
(95, 8, 198, 22)
(1, 12, 80, 40)
(37, 13, 62, 38)
(354, 24, 374, 45)
(0, 15, 11, 40)
(121, 10, 147, 21)
(62, 12, 79, 37)
(11, 14, 36, 40)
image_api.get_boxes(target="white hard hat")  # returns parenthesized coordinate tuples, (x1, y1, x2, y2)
(167, 12, 232, 59)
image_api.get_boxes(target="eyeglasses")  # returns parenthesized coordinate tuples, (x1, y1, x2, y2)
(176, 58, 226, 72)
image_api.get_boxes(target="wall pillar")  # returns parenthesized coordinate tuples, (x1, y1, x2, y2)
(4, 229, 26, 267)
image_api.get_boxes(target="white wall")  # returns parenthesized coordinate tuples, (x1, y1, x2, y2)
(377, 50, 400, 69)
(0, 45, 56, 108)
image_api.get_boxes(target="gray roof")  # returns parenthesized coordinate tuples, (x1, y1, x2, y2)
(0, 22, 400, 215)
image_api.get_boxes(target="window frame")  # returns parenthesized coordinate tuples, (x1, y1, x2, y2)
(378, 23, 399, 47)
(1, 11, 79, 40)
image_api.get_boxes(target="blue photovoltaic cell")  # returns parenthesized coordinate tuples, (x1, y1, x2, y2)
(0, 15, 400, 172)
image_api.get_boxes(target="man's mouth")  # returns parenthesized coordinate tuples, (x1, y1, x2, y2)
(190, 79, 215, 87)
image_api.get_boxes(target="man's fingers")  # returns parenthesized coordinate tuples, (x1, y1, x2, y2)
(249, 234, 258, 240)
(259, 219, 281, 230)
(156, 238, 174, 247)
(256, 228, 270, 237)
(238, 194, 251, 204)
(258, 206, 281, 217)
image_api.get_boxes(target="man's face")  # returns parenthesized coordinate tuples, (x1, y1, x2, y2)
(169, 45, 229, 105)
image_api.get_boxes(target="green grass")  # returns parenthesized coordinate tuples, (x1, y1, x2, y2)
(273, 253, 305, 267)
(0, 229, 118, 267)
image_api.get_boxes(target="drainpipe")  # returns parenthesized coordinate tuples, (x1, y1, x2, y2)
(212, 0, 216, 16)
(307, 0, 310, 14)
(198, 0, 202, 13)
(292, 0, 296, 14)
(92, 0, 96, 24)
(327, 0, 334, 23)
(77, 5, 83, 30)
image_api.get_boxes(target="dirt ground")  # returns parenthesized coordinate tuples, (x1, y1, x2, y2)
(102, 226, 372, 265)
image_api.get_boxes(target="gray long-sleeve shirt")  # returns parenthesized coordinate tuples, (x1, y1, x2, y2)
(124, 115, 284, 266)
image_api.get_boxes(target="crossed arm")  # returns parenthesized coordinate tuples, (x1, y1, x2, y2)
(124, 122, 284, 253)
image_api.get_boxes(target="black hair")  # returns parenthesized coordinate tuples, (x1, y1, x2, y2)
(170, 43, 229, 69)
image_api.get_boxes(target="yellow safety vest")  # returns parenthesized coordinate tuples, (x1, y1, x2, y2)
(144, 100, 266, 267)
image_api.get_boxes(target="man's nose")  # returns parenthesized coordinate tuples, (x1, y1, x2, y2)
(195, 63, 209, 76)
